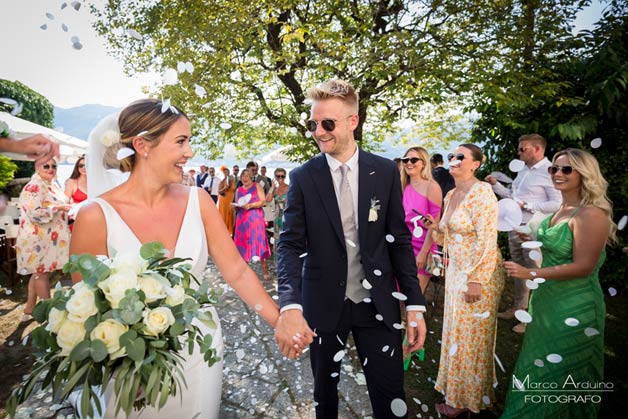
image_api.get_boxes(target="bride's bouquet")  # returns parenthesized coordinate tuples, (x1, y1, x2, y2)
(6, 242, 221, 418)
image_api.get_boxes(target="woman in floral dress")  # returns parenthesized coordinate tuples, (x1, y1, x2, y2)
(16, 159, 71, 320)
(428, 144, 505, 417)
(265, 167, 289, 250)
(233, 168, 271, 280)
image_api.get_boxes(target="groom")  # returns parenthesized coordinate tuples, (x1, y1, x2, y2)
(275, 79, 427, 418)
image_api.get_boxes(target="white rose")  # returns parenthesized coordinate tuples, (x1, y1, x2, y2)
(143, 307, 175, 337)
(45, 307, 67, 334)
(138, 275, 168, 303)
(98, 270, 140, 309)
(100, 129, 121, 147)
(66, 283, 99, 323)
(111, 251, 148, 276)
(368, 208, 378, 222)
(165, 285, 186, 306)
(57, 319, 86, 356)
(90, 319, 129, 360)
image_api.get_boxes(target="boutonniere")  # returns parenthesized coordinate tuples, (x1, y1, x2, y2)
(369, 197, 381, 222)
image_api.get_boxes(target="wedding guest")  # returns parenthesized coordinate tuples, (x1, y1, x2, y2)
(0, 132, 60, 169)
(196, 164, 208, 188)
(218, 165, 235, 235)
(16, 158, 71, 321)
(233, 168, 271, 280)
(427, 144, 505, 417)
(486, 134, 561, 334)
(502, 148, 614, 418)
(275, 79, 426, 418)
(260, 165, 272, 188)
(430, 153, 455, 199)
(71, 99, 309, 418)
(401, 146, 442, 293)
(64, 155, 88, 204)
(265, 168, 289, 250)
(232, 164, 240, 183)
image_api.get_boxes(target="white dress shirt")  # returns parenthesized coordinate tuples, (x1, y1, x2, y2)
(491, 157, 562, 223)
(203, 175, 220, 196)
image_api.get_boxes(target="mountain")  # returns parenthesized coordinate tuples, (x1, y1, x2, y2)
(54, 104, 121, 141)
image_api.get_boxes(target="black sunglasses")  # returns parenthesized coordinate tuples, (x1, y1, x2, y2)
(305, 119, 337, 132)
(276, 175, 286, 179)
(447, 153, 465, 162)
(401, 157, 422, 164)
(548, 165, 573, 175)
(42, 164, 58, 170)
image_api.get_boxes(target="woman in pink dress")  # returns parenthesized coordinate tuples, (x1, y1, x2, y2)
(400, 146, 443, 293)
(233, 168, 271, 280)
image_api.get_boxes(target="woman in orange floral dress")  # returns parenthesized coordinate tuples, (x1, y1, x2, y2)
(16, 159, 71, 320)
(428, 144, 505, 417)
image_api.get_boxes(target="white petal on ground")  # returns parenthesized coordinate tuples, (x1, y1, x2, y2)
(363, 357, 368, 366)
(564, 318, 579, 327)
(514, 310, 532, 323)
(508, 159, 526, 172)
(236, 349, 245, 360)
(390, 398, 407, 417)
(546, 353, 563, 364)
(590, 137, 602, 149)
(421, 403, 429, 412)
(525, 280, 539, 290)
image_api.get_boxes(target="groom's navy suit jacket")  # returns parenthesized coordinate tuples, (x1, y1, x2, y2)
(277, 149, 425, 333)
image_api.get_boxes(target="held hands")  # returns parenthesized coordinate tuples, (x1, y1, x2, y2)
(464, 282, 482, 303)
(274, 309, 316, 359)
(404, 310, 427, 353)
(503, 261, 533, 279)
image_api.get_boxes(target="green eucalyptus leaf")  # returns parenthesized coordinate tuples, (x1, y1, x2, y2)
(70, 340, 92, 362)
(90, 339, 109, 362)
(32, 299, 51, 323)
(125, 337, 146, 362)
(117, 292, 145, 324)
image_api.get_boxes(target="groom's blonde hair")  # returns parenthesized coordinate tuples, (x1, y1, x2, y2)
(306, 79, 359, 114)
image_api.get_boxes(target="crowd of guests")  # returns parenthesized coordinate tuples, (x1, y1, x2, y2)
(6, 120, 618, 417)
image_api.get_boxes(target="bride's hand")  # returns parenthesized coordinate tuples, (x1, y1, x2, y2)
(274, 309, 316, 359)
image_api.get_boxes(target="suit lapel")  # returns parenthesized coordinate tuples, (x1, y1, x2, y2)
(358, 150, 376, 247)
(310, 155, 346, 246)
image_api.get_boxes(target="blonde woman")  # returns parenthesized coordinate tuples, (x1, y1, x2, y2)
(502, 148, 615, 418)
(400, 146, 443, 293)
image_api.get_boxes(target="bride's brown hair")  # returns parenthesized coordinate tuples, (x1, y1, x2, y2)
(109, 99, 188, 172)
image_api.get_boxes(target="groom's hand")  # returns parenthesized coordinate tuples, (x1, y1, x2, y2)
(274, 309, 315, 359)
(404, 310, 427, 353)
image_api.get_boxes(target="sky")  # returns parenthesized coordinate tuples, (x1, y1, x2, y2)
(0, 0, 606, 110)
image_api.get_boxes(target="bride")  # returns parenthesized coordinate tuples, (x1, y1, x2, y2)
(70, 99, 311, 418)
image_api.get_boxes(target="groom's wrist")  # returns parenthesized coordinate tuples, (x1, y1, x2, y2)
(280, 304, 303, 314)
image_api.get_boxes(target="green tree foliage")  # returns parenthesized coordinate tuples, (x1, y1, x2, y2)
(0, 79, 55, 180)
(471, 1, 628, 285)
(91, 0, 519, 161)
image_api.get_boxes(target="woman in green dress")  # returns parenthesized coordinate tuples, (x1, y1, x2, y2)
(265, 168, 289, 250)
(502, 148, 617, 418)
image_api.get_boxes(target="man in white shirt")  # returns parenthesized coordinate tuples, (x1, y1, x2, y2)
(486, 134, 561, 333)
(203, 167, 220, 203)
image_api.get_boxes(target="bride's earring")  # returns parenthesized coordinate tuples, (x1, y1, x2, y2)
(144, 153, 149, 158)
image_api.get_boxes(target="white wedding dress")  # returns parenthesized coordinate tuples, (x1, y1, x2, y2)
(95, 187, 224, 418)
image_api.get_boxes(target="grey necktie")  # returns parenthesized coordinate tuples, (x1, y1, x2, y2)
(339, 165, 369, 303)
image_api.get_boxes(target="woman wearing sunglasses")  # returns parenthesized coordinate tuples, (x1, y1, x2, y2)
(502, 148, 615, 418)
(16, 158, 72, 321)
(400, 146, 443, 293)
(64, 155, 88, 204)
(428, 144, 505, 417)
(265, 168, 289, 251)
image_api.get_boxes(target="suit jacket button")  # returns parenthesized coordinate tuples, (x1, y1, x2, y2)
(339, 281, 346, 287)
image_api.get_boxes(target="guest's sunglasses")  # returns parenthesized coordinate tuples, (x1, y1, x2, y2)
(447, 153, 466, 162)
(401, 157, 422, 164)
(518, 147, 528, 153)
(276, 175, 286, 179)
(78, 163, 85, 168)
(548, 165, 573, 175)
(305, 119, 337, 132)
(42, 164, 58, 170)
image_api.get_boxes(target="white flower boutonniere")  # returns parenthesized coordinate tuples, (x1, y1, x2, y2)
(369, 197, 381, 222)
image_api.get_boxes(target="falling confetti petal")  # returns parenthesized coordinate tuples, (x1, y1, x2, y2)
(482, 396, 491, 405)
(590, 137, 602, 149)
(546, 354, 563, 363)
(375, 314, 383, 321)
(564, 318, 579, 327)
(363, 357, 368, 366)
(254, 304, 262, 311)
(333, 350, 345, 362)
(413, 226, 423, 238)
(46, 12, 55, 20)
(521, 241, 543, 249)
(393, 323, 403, 330)
(514, 310, 532, 324)
(5, 289, 13, 295)
(608, 287, 617, 297)
(385, 234, 395, 243)
(362, 297, 372, 303)
(185, 62, 194, 73)
(392, 291, 407, 301)
(528, 250, 542, 261)
(494, 353, 506, 373)
(61, 2, 67, 9)
(509, 159, 525, 172)
(409, 321, 418, 327)
(177, 61, 186, 73)
(473, 311, 490, 319)
(61, 23, 68, 32)
(0, 98, 17, 105)
(236, 349, 245, 360)
(390, 398, 407, 417)
(127, 28, 142, 40)
(331, 372, 339, 378)
(454, 234, 463, 243)
(10, 103, 23, 116)
(534, 359, 545, 367)
(70, 35, 79, 43)
(382, 345, 389, 352)
(617, 215, 627, 231)
(449, 159, 461, 167)
(194, 84, 206, 98)
(421, 403, 429, 412)
(534, 277, 546, 284)
(346, 239, 356, 248)
(413, 398, 421, 405)
(219, 122, 232, 130)
(525, 280, 539, 290)
(162, 68, 178, 85)
(299, 252, 308, 258)
(584, 327, 600, 337)
(161, 98, 171, 113)
(513, 375, 524, 390)
(336, 335, 344, 345)
(362, 279, 373, 290)
(71, 1, 81, 11)
(116, 147, 135, 161)
(373, 269, 382, 276)
(449, 343, 458, 356)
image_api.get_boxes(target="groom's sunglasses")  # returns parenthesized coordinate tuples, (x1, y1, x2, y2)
(305, 119, 337, 132)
